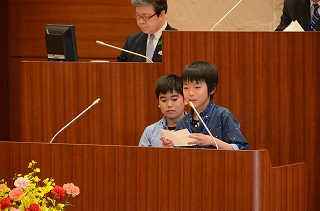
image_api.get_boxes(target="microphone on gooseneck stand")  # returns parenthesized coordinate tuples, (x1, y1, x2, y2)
(95, 40, 153, 63)
(50, 98, 101, 143)
(189, 101, 219, 149)
(210, 0, 243, 31)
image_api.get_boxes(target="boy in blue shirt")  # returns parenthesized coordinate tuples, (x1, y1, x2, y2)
(161, 61, 248, 150)
(139, 74, 185, 146)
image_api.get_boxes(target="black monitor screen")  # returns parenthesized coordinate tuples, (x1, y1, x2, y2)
(45, 24, 78, 61)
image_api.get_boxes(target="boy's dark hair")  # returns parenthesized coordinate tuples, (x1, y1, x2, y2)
(155, 74, 183, 99)
(181, 61, 219, 100)
(132, 0, 168, 14)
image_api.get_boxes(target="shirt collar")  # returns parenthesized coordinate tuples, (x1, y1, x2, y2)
(160, 116, 168, 129)
(310, 1, 319, 8)
(151, 21, 167, 41)
(190, 101, 214, 121)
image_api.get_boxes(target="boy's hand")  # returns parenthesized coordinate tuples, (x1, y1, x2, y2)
(188, 133, 214, 146)
(160, 136, 174, 148)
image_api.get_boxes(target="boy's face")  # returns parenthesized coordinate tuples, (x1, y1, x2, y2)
(183, 80, 211, 113)
(158, 90, 185, 125)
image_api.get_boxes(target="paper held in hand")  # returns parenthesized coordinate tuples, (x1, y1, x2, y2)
(161, 129, 195, 146)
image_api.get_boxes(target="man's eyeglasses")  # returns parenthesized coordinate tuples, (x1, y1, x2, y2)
(133, 12, 157, 21)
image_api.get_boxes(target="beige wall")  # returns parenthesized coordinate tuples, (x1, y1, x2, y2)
(166, 0, 283, 31)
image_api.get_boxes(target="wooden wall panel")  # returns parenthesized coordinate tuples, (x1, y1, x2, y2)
(20, 62, 163, 145)
(0, 142, 307, 211)
(0, 0, 9, 140)
(162, 31, 319, 211)
(8, 59, 24, 141)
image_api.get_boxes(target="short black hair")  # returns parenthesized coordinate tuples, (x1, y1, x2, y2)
(132, 0, 168, 14)
(155, 74, 183, 99)
(181, 61, 219, 99)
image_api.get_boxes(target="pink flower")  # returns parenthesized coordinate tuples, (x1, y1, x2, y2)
(0, 184, 7, 194)
(10, 209, 22, 211)
(51, 185, 66, 199)
(63, 183, 80, 197)
(26, 204, 40, 211)
(9, 188, 24, 201)
(14, 177, 30, 189)
(0, 197, 12, 210)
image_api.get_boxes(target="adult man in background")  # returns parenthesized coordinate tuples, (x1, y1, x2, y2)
(117, 0, 177, 62)
(276, 0, 320, 31)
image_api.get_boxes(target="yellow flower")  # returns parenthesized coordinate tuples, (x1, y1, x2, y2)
(0, 160, 80, 211)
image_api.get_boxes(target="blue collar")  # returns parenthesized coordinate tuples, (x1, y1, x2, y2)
(187, 102, 215, 134)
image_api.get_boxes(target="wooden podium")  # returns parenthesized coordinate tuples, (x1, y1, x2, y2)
(0, 141, 306, 211)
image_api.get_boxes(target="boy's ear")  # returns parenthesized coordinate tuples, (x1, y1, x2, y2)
(209, 86, 217, 95)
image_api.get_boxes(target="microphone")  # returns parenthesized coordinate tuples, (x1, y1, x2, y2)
(189, 101, 219, 149)
(210, 0, 243, 31)
(50, 98, 101, 143)
(96, 40, 153, 63)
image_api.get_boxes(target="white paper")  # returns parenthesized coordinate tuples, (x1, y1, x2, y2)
(283, 20, 304, 31)
(161, 129, 195, 146)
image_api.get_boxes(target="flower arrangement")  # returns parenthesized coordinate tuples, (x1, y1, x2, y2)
(0, 160, 80, 211)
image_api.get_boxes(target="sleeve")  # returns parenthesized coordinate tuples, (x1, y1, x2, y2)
(139, 127, 151, 146)
(220, 111, 249, 150)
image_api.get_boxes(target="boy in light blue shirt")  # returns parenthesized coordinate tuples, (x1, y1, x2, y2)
(139, 74, 185, 146)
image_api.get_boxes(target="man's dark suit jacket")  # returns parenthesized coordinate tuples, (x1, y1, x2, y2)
(276, 0, 319, 31)
(116, 24, 177, 62)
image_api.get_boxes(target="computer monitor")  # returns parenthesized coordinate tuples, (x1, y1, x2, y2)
(45, 24, 78, 61)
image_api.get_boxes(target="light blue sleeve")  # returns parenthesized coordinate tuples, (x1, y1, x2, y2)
(230, 144, 239, 150)
(139, 127, 152, 146)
